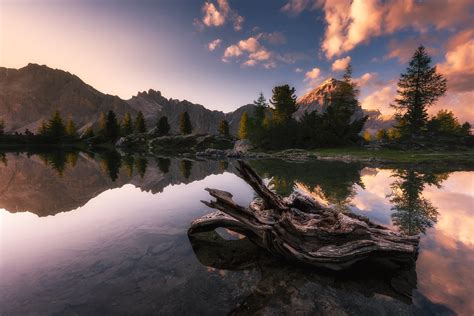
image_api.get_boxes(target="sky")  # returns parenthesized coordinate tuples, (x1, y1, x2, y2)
(1, 0, 473, 122)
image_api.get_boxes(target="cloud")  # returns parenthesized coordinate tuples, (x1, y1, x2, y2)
(237, 36, 260, 52)
(295, 67, 303, 73)
(207, 39, 222, 51)
(385, 37, 439, 64)
(200, 0, 244, 31)
(261, 31, 287, 45)
(331, 56, 351, 71)
(434, 92, 474, 124)
(355, 72, 376, 87)
(304, 67, 323, 87)
(361, 85, 396, 114)
(222, 44, 242, 61)
(242, 59, 258, 67)
(437, 29, 474, 93)
(249, 49, 271, 61)
(317, 0, 474, 59)
(281, 0, 320, 15)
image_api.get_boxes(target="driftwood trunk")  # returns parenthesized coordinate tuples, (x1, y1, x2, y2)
(189, 161, 419, 270)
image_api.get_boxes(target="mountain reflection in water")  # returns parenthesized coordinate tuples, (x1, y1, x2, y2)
(0, 150, 472, 315)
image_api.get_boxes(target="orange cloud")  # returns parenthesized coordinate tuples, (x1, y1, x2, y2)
(331, 56, 351, 71)
(207, 39, 222, 51)
(201, 0, 244, 31)
(361, 85, 396, 114)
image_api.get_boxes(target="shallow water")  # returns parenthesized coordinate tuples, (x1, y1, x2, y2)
(0, 151, 473, 315)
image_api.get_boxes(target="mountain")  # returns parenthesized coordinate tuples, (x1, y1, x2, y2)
(0, 64, 389, 136)
(0, 64, 131, 133)
(0, 64, 255, 135)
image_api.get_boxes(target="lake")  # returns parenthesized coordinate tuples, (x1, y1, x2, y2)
(0, 150, 473, 315)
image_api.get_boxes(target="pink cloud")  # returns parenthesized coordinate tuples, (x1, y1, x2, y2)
(331, 56, 351, 71)
(207, 38, 222, 51)
(200, 0, 244, 31)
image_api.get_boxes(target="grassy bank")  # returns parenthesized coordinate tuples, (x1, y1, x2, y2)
(310, 147, 474, 164)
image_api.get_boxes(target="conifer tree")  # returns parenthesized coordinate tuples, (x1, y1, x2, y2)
(218, 119, 230, 137)
(253, 92, 267, 127)
(98, 112, 107, 138)
(0, 118, 4, 136)
(157, 116, 170, 136)
(270, 85, 297, 125)
(65, 118, 78, 138)
(135, 111, 147, 133)
(47, 110, 66, 138)
(105, 110, 120, 140)
(179, 112, 193, 134)
(121, 112, 133, 135)
(38, 120, 48, 136)
(82, 126, 95, 139)
(392, 46, 447, 137)
(238, 112, 249, 139)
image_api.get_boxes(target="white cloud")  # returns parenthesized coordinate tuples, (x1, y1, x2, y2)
(295, 67, 303, 73)
(331, 56, 351, 71)
(222, 44, 242, 61)
(207, 39, 222, 51)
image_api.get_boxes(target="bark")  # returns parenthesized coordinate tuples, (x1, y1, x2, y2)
(189, 161, 419, 270)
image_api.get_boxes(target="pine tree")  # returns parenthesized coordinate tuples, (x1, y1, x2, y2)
(105, 110, 120, 140)
(135, 111, 147, 134)
(47, 110, 66, 138)
(270, 85, 297, 125)
(218, 119, 230, 137)
(82, 126, 95, 139)
(157, 116, 170, 136)
(38, 120, 48, 136)
(392, 46, 447, 137)
(121, 112, 133, 135)
(0, 118, 4, 136)
(65, 118, 78, 138)
(253, 92, 267, 127)
(239, 112, 249, 139)
(98, 112, 107, 138)
(179, 112, 193, 134)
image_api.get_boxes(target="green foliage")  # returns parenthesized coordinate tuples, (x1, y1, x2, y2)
(218, 119, 230, 137)
(65, 118, 78, 138)
(427, 110, 471, 137)
(46, 111, 67, 138)
(253, 92, 267, 126)
(376, 129, 389, 141)
(135, 111, 147, 134)
(392, 46, 447, 137)
(179, 112, 193, 134)
(270, 85, 297, 125)
(121, 112, 134, 135)
(238, 112, 249, 139)
(157, 116, 170, 136)
(82, 126, 95, 139)
(105, 110, 120, 141)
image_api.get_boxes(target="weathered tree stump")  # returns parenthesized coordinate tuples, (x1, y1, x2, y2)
(189, 161, 419, 270)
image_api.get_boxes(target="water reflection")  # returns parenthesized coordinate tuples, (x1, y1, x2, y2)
(388, 169, 448, 235)
(0, 151, 473, 314)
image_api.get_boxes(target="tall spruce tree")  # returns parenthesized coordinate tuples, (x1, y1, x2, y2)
(47, 110, 66, 138)
(121, 112, 133, 135)
(65, 118, 78, 138)
(218, 119, 230, 137)
(270, 85, 297, 125)
(253, 92, 267, 127)
(135, 111, 147, 134)
(392, 46, 447, 137)
(156, 116, 170, 136)
(179, 112, 192, 134)
(238, 112, 249, 139)
(105, 110, 120, 140)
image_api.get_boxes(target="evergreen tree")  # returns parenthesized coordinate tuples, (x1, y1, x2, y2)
(47, 110, 66, 138)
(98, 112, 107, 138)
(270, 85, 297, 125)
(121, 112, 134, 135)
(135, 111, 147, 134)
(218, 119, 230, 137)
(65, 118, 78, 138)
(392, 46, 447, 137)
(82, 126, 95, 139)
(0, 118, 4, 136)
(179, 112, 193, 134)
(427, 110, 470, 137)
(38, 120, 48, 136)
(157, 116, 170, 136)
(105, 110, 120, 140)
(253, 92, 267, 127)
(238, 112, 249, 139)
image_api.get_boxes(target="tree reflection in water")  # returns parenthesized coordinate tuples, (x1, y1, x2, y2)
(388, 169, 449, 235)
(179, 159, 193, 179)
(156, 157, 171, 174)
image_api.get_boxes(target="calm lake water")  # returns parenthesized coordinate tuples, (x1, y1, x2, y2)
(0, 151, 473, 315)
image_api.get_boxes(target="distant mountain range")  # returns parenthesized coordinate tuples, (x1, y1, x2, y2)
(0, 64, 393, 135)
